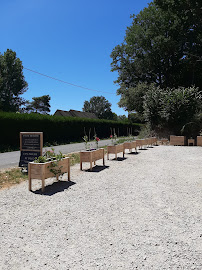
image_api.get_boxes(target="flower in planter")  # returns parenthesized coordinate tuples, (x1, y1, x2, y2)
(95, 137, 100, 149)
(93, 132, 100, 149)
(110, 134, 117, 145)
(110, 135, 113, 145)
(83, 135, 90, 150)
(43, 148, 56, 160)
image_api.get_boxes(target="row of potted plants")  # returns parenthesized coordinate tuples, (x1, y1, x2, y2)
(80, 134, 157, 171)
(28, 135, 157, 192)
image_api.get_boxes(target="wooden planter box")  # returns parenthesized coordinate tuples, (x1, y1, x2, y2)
(160, 139, 169, 145)
(136, 139, 146, 149)
(188, 139, 195, 146)
(151, 137, 157, 145)
(80, 148, 105, 171)
(170, 135, 185, 146)
(107, 144, 124, 160)
(145, 138, 152, 146)
(144, 138, 149, 146)
(28, 157, 70, 192)
(124, 141, 137, 153)
(197, 136, 202, 146)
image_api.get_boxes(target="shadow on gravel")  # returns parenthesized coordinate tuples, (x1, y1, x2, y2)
(85, 165, 109, 173)
(139, 148, 148, 150)
(112, 157, 127, 161)
(32, 180, 76, 196)
(128, 151, 139, 155)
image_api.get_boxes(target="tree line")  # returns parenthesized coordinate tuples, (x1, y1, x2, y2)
(0, 49, 127, 121)
(110, 0, 202, 136)
(1, 0, 202, 134)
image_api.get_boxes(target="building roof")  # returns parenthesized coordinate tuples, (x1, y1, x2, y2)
(54, 110, 73, 117)
(54, 109, 97, 119)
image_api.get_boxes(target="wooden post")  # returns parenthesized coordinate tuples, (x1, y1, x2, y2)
(80, 152, 82, 170)
(68, 159, 70, 180)
(90, 152, 93, 171)
(28, 163, 31, 191)
(41, 166, 45, 192)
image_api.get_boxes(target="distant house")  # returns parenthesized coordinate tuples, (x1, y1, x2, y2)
(54, 109, 98, 119)
(54, 110, 72, 117)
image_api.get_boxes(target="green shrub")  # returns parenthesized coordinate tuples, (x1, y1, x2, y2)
(181, 122, 201, 138)
(0, 112, 141, 152)
(143, 86, 202, 134)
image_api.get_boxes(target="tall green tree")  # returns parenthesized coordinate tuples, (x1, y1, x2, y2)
(0, 49, 28, 112)
(118, 82, 154, 114)
(24, 95, 51, 114)
(111, 1, 202, 112)
(154, 0, 202, 86)
(83, 96, 114, 120)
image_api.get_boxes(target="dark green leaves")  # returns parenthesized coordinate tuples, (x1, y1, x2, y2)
(24, 95, 51, 114)
(111, 1, 202, 93)
(0, 49, 28, 112)
(83, 96, 114, 120)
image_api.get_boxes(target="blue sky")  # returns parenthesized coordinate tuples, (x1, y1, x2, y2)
(1, 0, 150, 115)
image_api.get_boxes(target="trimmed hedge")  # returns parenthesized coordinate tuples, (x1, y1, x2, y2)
(0, 112, 141, 151)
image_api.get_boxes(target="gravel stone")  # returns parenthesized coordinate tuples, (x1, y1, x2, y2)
(0, 146, 202, 269)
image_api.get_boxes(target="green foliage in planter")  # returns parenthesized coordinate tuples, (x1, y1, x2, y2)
(48, 161, 63, 177)
(34, 149, 65, 163)
(34, 156, 47, 163)
(34, 148, 65, 177)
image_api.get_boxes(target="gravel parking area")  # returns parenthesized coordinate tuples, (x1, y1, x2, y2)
(0, 146, 202, 269)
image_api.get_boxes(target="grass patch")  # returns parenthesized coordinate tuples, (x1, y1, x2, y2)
(0, 168, 28, 190)
(116, 137, 132, 144)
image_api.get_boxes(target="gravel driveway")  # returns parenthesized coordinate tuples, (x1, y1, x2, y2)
(0, 146, 202, 269)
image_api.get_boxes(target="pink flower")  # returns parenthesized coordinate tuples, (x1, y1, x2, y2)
(96, 137, 100, 141)
(110, 135, 113, 138)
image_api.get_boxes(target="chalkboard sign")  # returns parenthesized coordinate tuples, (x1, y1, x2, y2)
(19, 151, 41, 167)
(21, 134, 41, 150)
(19, 132, 43, 168)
